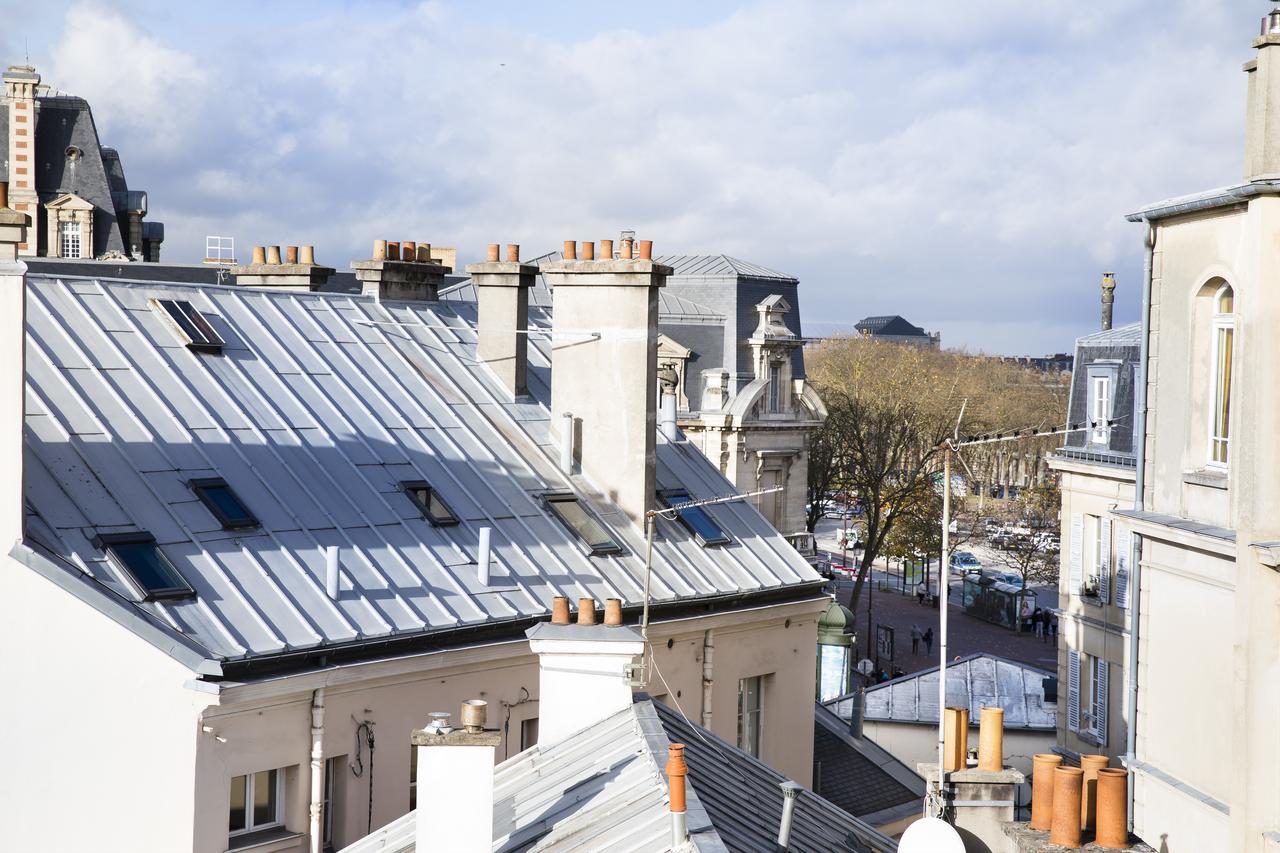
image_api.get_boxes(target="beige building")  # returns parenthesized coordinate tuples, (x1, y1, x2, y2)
(1104, 7, 1280, 850)
(0, 230, 829, 853)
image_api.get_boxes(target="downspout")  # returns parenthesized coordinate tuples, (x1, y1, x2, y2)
(1125, 221, 1154, 832)
(701, 630, 715, 729)
(309, 687, 326, 853)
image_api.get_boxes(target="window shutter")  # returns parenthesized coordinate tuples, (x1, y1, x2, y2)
(1099, 517, 1112, 604)
(1069, 513, 1084, 597)
(1095, 661, 1109, 747)
(1067, 649, 1081, 733)
(1116, 527, 1131, 609)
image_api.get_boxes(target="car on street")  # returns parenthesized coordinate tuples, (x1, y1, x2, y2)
(950, 551, 981, 572)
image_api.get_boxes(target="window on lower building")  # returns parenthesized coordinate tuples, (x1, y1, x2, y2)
(543, 492, 622, 556)
(520, 717, 540, 751)
(660, 490, 730, 546)
(229, 768, 282, 838)
(737, 675, 764, 757)
(402, 481, 460, 526)
(1209, 283, 1234, 467)
(59, 220, 81, 259)
(1081, 515, 1101, 600)
(323, 756, 344, 851)
(96, 532, 195, 601)
(1067, 650, 1109, 747)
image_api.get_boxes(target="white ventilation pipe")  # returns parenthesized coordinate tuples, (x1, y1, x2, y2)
(659, 391, 678, 441)
(477, 527, 491, 585)
(559, 412, 574, 474)
(776, 780, 803, 850)
(325, 546, 339, 600)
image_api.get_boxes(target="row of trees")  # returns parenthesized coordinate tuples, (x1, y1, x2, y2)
(804, 337, 1068, 616)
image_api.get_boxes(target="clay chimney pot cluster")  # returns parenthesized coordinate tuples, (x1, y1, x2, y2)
(371, 239, 437, 263)
(561, 238, 655, 261)
(547, 595, 626, 627)
(248, 244, 319, 266)
(1032, 753, 1128, 849)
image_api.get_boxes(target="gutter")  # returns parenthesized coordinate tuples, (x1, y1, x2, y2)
(1124, 179, 1280, 223)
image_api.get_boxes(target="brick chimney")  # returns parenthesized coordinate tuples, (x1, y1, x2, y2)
(352, 239, 446, 300)
(1244, 4, 1280, 179)
(465, 243, 535, 398)
(0, 182, 29, 548)
(525, 602, 644, 746)
(412, 699, 500, 853)
(543, 240, 670, 523)
(231, 244, 335, 291)
(4, 66, 39, 257)
(1100, 272, 1116, 331)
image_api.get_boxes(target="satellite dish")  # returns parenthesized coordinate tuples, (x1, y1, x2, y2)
(899, 817, 964, 853)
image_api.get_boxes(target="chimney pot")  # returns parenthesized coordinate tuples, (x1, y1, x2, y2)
(563, 240, 577, 260)
(460, 699, 487, 733)
(486, 243, 500, 262)
(1095, 768, 1129, 849)
(387, 241, 400, 261)
(977, 706, 1004, 771)
(506, 243, 520, 262)
(620, 238, 633, 260)
(373, 239, 387, 260)
(416, 243, 431, 262)
(638, 239, 653, 260)
(581, 241, 595, 261)
(599, 239, 613, 259)
(252, 245, 266, 265)
(1080, 754, 1110, 830)
(1031, 753, 1063, 831)
(285, 245, 298, 264)
(604, 598, 623, 626)
(551, 596, 571, 625)
(667, 744, 689, 845)
(1100, 272, 1117, 332)
(267, 245, 282, 265)
(402, 241, 416, 262)
(418, 242, 432, 260)
(1049, 766, 1085, 848)
(577, 597, 597, 625)
(300, 245, 315, 266)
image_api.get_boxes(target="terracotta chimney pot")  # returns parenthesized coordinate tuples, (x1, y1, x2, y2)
(402, 241, 416, 262)
(285, 245, 299, 264)
(977, 706, 1004, 771)
(266, 245, 282, 265)
(638, 239, 653, 260)
(373, 239, 387, 260)
(416, 244, 431, 262)
(551, 596, 571, 625)
(620, 238, 633, 260)
(506, 243, 520, 262)
(1095, 768, 1130, 849)
(1049, 766, 1084, 848)
(1031, 753, 1063, 831)
(581, 241, 595, 261)
(1080, 754, 1110, 830)
(486, 243, 500, 262)
(387, 241, 400, 261)
(666, 744, 687, 813)
(562, 240, 577, 260)
(252, 245, 266, 265)
(943, 707, 968, 772)
(577, 597, 597, 625)
(300, 245, 315, 266)
(599, 239, 613, 259)
(604, 598, 623, 626)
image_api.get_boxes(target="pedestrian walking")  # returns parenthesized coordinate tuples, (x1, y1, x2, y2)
(923, 627, 934, 654)
(915, 581, 927, 605)
(1034, 608, 1044, 638)
(1048, 612, 1058, 643)
(910, 623, 922, 655)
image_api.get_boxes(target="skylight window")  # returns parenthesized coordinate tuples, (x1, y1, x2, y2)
(190, 478, 258, 530)
(543, 492, 622, 556)
(402, 481, 460, 526)
(95, 533, 195, 601)
(661, 490, 731, 546)
(156, 298, 224, 353)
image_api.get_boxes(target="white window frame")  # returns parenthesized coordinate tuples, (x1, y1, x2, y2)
(59, 219, 82, 259)
(1207, 283, 1235, 468)
(1089, 374, 1111, 444)
(229, 768, 284, 838)
(737, 675, 764, 757)
(1080, 514, 1101, 600)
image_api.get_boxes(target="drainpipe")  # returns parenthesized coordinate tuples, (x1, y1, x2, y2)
(309, 687, 326, 853)
(701, 631, 715, 729)
(1125, 221, 1154, 832)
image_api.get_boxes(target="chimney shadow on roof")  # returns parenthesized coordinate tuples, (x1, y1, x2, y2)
(494, 751, 641, 849)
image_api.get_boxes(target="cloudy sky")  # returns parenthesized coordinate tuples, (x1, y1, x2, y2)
(5, 1, 1257, 354)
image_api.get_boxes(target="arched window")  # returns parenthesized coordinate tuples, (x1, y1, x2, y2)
(1209, 283, 1234, 466)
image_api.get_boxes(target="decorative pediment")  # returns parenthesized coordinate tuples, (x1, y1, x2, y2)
(656, 332, 694, 410)
(45, 192, 95, 211)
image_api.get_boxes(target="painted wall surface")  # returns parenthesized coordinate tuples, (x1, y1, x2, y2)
(0, 560, 211, 853)
(861, 719, 1052, 782)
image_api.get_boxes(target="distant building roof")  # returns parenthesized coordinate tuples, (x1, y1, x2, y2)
(854, 315, 928, 338)
(339, 698, 898, 853)
(812, 703, 925, 825)
(824, 653, 1057, 731)
(1077, 322, 1142, 346)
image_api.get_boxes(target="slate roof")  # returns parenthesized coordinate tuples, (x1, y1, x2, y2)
(854, 315, 928, 338)
(339, 698, 898, 853)
(824, 654, 1056, 731)
(1060, 321, 1141, 460)
(33, 96, 125, 256)
(20, 271, 823, 676)
(812, 704, 925, 824)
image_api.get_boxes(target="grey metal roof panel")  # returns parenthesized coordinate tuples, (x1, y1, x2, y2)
(1077, 322, 1142, 346)
(23, 274, 822, 665)
(655, 254, 797, 282)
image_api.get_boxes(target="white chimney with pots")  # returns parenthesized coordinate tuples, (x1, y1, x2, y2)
(543, 240, 670, 523)
(351, 239, 447, 300)
(525, 615, 644, 746)
(412, 699, 501, 853)
(465, 243, 535, 398)
(1244, 3, 1280, 180)
(231, 244, 335, 291)
(0, 182, 28, 549)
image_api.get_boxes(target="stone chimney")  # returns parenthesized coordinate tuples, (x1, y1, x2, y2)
(525, 602, 644, 746)
(412, 699, 500, 853)
(352, 239, 446, 300)
(231, 244, 335, 291)
(0, 182, 29, 548)
(4, 66, 39, 257)
(1244, 4, 1280, 180)
(543, 240, 670, 523)
(1100, 272, 1116, 331)
(465, 243, 535, 398)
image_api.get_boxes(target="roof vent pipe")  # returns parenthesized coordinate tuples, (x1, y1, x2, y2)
(776, 780, 803, 850)
(660, 389, 678, 441)
(477, 527, 492, 585)
(325, 545, 339, 600)
(560, 412, 574, 474)
(667, 744, 688, 846)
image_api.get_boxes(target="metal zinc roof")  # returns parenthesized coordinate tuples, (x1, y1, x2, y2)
(22, 273, 821, 667)
(1077, 321, 1142, 347)
(439, 274, 725, 325)
(825, 654, 1056, 731)
(655, 255, 797, 282)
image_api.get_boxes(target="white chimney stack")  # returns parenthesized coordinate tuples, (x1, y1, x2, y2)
(465, 244, 536, 398)
(0, 183, 28, 549)
(525, 613, 644, 746)
(1244, 5, 1280, 180)
(413, 700, 500, 853)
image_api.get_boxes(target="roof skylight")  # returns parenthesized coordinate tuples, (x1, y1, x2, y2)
(190, 478, 258, 530)
(543, 492, 622, 556)
(402, 481, 460, 526)
(661, 491, 731, 546)
(95, 533, 195, 601)
(156, 298, 224, 353)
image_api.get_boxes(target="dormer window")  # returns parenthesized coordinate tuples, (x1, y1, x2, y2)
(1089, 374, 1111, 444)
(156, 299, 225, 353)
(542, 492, 622, 556)
(661, 490, 731, 546)
(402, 481, 460, 526)
(95, 533, 195, 601)
(190, 478, 258, 530)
